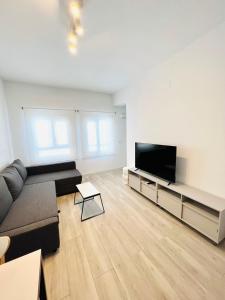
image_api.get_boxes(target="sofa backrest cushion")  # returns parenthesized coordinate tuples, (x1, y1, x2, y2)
(27, 161, 76, 176)
(0, 176, 13, 223)
(1, 166, 24, 200)
(12, 159, 27, 182)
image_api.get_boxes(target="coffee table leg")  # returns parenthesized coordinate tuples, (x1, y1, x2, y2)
(74, 192, 76, 205)
(81, 196, 85, 221)
(80, 194, 105, 222)
(100, 194, 105, 213)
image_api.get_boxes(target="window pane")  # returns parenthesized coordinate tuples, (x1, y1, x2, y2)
(54, 121, 69, 146)
(87, 121, 97, 152)
(34, 119, 52, 149)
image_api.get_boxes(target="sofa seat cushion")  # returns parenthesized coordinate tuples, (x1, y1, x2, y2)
(1, 166, 24, 200)
(25, 169, 82, 185)
(12, 159, 27, 182)
(0, 181, 58, 234)
(0, 217, 58, 237)
(0, 176, 13, 223)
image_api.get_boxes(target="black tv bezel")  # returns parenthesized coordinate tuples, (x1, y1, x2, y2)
(135, 142, 177, 183)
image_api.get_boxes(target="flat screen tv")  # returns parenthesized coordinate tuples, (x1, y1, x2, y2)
(135, 142, 177, 183)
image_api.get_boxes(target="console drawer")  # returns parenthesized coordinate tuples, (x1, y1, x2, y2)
(128, 174, 140, 191)
(158, 189, 182, 218)
(141, 182, 157, 203)
(182, 204, 218, 241)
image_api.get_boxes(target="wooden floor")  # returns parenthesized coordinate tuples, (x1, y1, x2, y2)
(43, 169, 225, 300)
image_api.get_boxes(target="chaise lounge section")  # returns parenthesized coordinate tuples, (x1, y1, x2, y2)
(0, 159, 82, 261)
(25, 161, 82, 196)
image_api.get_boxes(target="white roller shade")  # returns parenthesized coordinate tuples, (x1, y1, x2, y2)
(24, 108, 76, 164)
(78, 111, 116, 159)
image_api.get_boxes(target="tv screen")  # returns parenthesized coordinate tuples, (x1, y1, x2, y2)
(135, 142, 177, 183)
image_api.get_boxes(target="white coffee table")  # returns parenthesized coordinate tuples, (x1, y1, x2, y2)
(74, 182, 105, 221)
(0, 249, 47, 300)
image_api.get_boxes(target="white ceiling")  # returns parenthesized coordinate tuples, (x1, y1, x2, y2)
(0, 0, 225, 93)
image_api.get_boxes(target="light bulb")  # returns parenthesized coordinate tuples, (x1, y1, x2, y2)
(76, 24, 84, 36)
(67, 31, 78, 45)
(68, 43, 77, 55)
(70, 1, 81, 19)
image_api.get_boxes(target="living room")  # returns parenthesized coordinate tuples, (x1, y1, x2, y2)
(1, 1, 225, 300)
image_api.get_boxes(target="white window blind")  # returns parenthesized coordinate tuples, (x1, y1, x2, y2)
(24, 108, 76, 164)
(78, 111, 116, 158)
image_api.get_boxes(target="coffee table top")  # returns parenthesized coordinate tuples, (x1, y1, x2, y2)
(0, 250, 41, 300)
(76, 182, 100, 199)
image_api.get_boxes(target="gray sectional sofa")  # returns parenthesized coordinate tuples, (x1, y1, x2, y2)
(0, 160, 82, 261)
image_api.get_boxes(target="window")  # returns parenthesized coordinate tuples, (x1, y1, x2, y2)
(24, 109, 76, 164)
(24, 108, 116, 164)
(79, 112, 115, 158)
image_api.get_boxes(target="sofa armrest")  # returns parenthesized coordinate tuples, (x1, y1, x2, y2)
(26, 161, 76, 176)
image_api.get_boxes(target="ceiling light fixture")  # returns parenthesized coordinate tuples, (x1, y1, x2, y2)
(69, 0, 81, 19)
(67, 0, 84, 56)
(76, 20, 84, 37)
(68, 43, 77, 55)
(68, 30, 78, 45)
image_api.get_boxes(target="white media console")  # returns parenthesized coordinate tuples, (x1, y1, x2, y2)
(128, 168, 225, 244)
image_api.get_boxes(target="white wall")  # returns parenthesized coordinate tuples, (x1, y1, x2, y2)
(5, 81, 126, 174)
(0, 79, 13, 170)
(114, 22, 225, 198)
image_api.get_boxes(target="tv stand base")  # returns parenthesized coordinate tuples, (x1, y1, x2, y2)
(128, 167, 225, 244)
